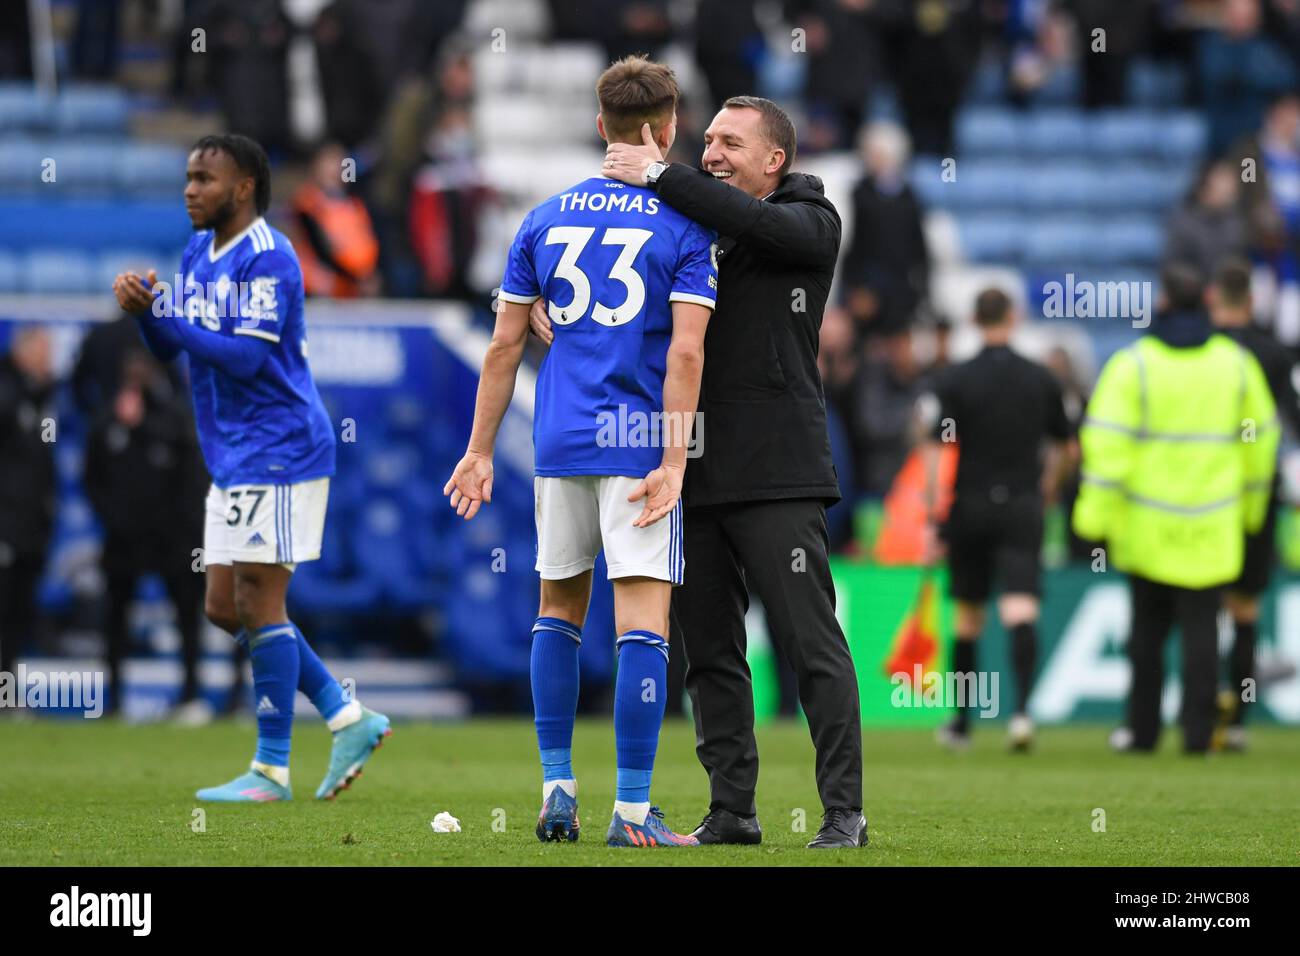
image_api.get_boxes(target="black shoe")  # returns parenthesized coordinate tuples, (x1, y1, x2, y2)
(691, 809, 762, 845)
(807, 808, 867, 849)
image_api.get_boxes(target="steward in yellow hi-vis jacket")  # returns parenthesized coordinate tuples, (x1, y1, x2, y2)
(1073, 265, 1279, 753)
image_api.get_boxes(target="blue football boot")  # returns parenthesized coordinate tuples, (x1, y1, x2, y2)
(196, 768, 291, 803)
(536, 785, 581, 842)
(315, 706, 391, 800)
(606, 806, 700, 847)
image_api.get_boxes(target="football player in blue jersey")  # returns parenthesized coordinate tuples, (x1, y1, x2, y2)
(112, 134, 390, 803)
(445, 57, 716, 848)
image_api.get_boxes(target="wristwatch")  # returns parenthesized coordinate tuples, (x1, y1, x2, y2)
(645, 161, 669, 186)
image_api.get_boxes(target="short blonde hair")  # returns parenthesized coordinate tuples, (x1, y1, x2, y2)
(596, 55, 679, 142)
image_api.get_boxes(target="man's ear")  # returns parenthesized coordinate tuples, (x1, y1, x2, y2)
(662, 112, 677, 154)
(767, 148, 786, 176)
(596, 113, 608, 144)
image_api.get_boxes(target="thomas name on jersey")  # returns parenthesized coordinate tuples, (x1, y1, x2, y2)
(558, 181, 662, 215)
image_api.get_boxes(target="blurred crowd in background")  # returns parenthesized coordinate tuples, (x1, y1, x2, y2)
(5, 0, 1300, 707)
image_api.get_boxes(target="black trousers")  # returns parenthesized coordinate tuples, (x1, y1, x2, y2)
(1126, 575, 1222, 753)
(103, 563, 205, 710)
(672, 498, 863, 814)
(0, 551, 45, 678)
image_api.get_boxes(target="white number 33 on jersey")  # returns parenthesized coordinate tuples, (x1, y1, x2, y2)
(544, 226, 652, 327)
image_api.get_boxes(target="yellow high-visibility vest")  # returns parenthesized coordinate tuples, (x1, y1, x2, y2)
(1072, 333, 1279, 588)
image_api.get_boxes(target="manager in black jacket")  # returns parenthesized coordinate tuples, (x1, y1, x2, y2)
(534, 96, 865, 848)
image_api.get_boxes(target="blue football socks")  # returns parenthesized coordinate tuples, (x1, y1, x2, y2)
(248, 623, 299, 774)
(531, 617, 581, 793)
(613, 630, 669, 817)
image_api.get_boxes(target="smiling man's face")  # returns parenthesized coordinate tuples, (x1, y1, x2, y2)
(701, 107, 783, 199)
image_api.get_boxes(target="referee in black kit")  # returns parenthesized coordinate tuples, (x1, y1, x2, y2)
(533, 95, 864, 848)
(919, 289, 1071, 752)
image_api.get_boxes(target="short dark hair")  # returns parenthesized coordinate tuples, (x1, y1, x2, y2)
(596, 56, 679, 142)
(190, 133, 272, 214)
(1213, 258, 1252, 307)
(1161, 261, 1205, 313)
(973, 287, 1012, 326)
(722, 95, 796, 177)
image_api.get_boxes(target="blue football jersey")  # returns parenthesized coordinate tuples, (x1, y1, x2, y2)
(498, 176, 717, 477)
(175, 217, 336, 487)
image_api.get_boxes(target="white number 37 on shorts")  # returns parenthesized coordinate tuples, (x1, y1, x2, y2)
(203, 477, 329, 570)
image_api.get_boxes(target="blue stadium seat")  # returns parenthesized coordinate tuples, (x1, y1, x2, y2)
(1023, 218, 1098, 269)
(1156, 112, 1208, 161)
(950, 160, 1028, 208)
(0, 199, 191, 252)
(1097, 218, 1165, 266)
(56, 85, 129, 135)
(1030, 66, 1082, 106)
(44, 142, 117, 195)
(909, 155, 948, 206)
(116, 143, 186, 196)
(954, 108, 1022, 157)
(1102, 163, 1192, 211)
(24, 249, 97, 293)
(1089, 111, 1154, 157)
(959, 214, 1025, 264)
(1020, 162, 1102, 209)
(0, 138, 53, 195)
(1023, 110, 1089, 156)
(0, 250, 19, 292)
(0, 83, 52, 133)
(94, 249, 166, 291)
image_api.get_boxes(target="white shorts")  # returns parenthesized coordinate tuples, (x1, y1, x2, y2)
(534, 475, 683, 583)
(203, 477, 329, 569)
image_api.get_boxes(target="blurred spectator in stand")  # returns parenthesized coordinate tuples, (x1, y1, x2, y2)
(786, 0, 882, 151)
(71, 0, 122, 79)
(1234, 93, 1300, 345)
(0, 0, 33, 79)
(290, 142, 381, 298)
(819, 306, 861, 426)
(819, 307, 862, 553)
(73, 314, 183, 414)
(842, 121, 930, 340)
(1164, 159, 1248, 277)
(915, 312, 953, 387)
(1006, 3, 1076, 107)
(852, 329, 924, 496)
(312, 2, 384, 151)
(882, 0, 981, 156)
(0, 327, 57, 690)
(372, 42, 476, 298)
(1044, 345, 1089, 560)
(201, 0, 293, 156)
(1068, 0, 1152, 108)
(1198, 0, 1297, 157)
(83, 351, 209, 721)
(595, 1, 673, 63)
(404, 50, 502, 303)
(327, 0, 467, 106)
(695, 0, 766, 105)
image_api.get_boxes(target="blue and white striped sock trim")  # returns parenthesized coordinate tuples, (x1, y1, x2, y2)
(616, 630, 669, 661)
(533, 617, 583, 646)
(248, 623, 297, 650)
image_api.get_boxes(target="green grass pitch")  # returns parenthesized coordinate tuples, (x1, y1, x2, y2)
(2, 718, 1297, 866)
